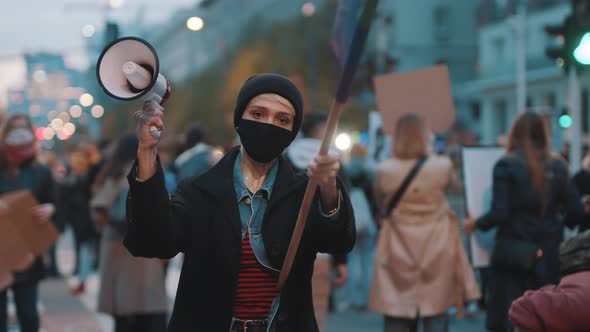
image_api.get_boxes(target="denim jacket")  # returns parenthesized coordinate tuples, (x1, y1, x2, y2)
(233, 153, 281, 331)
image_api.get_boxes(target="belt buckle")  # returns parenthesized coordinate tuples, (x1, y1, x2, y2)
(243, 320, 253, 332)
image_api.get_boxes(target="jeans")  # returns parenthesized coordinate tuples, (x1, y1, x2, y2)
(384, 314, 449, 332)
(0, 283, 39, 332)
(78, 242, 94, 283)
(346, 234, 375, 307)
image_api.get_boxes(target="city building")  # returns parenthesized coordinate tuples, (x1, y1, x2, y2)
(462, 1, 590, 148)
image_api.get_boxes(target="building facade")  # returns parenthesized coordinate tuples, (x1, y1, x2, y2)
(463, 1, 590, 148)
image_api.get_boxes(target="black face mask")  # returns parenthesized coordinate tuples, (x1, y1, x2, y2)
(237, 119, 293, 163)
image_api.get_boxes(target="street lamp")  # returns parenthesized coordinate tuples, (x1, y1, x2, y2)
(301, 2, 316, 17)
(186, 16, 204, 31)
(82, 24, 95, 38)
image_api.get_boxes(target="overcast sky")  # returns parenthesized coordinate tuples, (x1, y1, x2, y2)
(0, 0, 198, 107)
(1, 0, 197, 57)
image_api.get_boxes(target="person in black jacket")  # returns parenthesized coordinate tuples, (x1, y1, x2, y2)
(0, 114, 56, 332)
(572, 153, 590, 233)
(125, 74, 355, 332)
(464, 112, 583, 332)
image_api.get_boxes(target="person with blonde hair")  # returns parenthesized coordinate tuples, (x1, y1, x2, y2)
(369, 114, 480, 332)
(464, 111, 584, 331)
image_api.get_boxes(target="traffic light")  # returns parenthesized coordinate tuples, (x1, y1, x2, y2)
(545, 1, 590, 72)
(544, 16, 575, 71)
(559, 108, 573, 128)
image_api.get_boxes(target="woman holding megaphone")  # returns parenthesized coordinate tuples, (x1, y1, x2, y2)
(125, 74, 355, 332)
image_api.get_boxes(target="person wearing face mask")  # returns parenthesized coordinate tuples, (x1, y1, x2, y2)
(125, 73, 355, 332)
(0, 114, 56, 332)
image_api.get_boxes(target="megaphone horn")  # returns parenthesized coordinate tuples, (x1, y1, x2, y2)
(96, 36, 171, 139)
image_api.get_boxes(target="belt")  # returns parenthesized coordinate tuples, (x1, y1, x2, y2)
(230, 317, 268, 332)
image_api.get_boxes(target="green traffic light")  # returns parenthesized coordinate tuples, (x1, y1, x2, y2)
(573, 32, 590, 65)
(559, 114, 573, 128)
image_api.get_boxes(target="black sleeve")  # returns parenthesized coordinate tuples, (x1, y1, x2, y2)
(309, 178, 356, 256)
(563, 179, 584, 228)
(36, 165, 55, 205)
(123, 158, 195, 259)
(476, 159, 511, 231)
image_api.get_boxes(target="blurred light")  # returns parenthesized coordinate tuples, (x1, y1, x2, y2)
(186, 17, 204, 31)
(91, 105, 104, 118)
(58, 112, 71, 123)
(29, 104, 42, 117)
(335, 133, 352, 151)
(574, 32, 590, 65)
(559, 113, 573, 128)
(69, 105, 83, 118)
(109, 0, 124, 9)
(43, 127, 55, 140)
(47, 110, 58, 120)
(82, 24, 95, 38)
(63, 122, 76, 136)
(50, 118, 64, 130)
(79, 93, 94, 107)
(57, 129, 71, 141)
(35, 127, 46, 141)
(301, 2, 316, 16)
(33, 70, 47, 83)
(556, 58, 565, 67)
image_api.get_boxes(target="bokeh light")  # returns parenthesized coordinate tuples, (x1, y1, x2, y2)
(79, 93, 94, 107)
(69, 105, 82, 118)
(91, 105, 105, 118)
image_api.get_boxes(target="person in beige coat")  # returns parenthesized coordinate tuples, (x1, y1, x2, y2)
(369, 114, 480, 332)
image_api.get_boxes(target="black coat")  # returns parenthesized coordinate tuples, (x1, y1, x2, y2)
(572, 169, 590, 232)
(124, 147, 355, 332)
(0, 160, 54, 285)
(476, 155, 583, 331)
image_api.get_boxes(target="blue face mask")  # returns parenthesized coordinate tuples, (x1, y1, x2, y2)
(236, 119, 293, 163)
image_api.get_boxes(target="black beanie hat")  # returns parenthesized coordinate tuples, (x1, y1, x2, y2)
(233, 74, 304, 137)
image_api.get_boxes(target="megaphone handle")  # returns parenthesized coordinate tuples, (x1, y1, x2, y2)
(147, 93, 162, 140)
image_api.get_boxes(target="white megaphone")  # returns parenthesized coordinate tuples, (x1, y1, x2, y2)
(96, 36, 171, 139)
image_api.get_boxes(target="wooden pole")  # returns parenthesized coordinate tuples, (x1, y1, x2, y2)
(277, 0, 378, 289)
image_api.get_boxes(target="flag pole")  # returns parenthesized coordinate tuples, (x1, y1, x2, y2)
(277, 0, 379, 289)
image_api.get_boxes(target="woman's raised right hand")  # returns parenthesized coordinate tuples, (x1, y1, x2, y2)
(135, 100, 165, 151)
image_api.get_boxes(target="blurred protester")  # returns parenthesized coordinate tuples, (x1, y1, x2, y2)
(37, 150, 67, 277)
(370, 114, 480, 332)
(174, 123, 212, 181)
(572, 152, 590, 233)
(0, 114, 56, 332)
(91, 133, 167, 332)
(286, 111, 349, 330)
(61, 147, 99, 295)
(509, 230, 590, 332)
(341, 144, 377, 311)
(464, 112, 584, 332)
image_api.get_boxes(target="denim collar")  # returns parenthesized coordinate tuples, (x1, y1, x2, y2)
(233, 151, 279, 203)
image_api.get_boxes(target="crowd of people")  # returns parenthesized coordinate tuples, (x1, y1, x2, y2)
(0, 74, 589, 332)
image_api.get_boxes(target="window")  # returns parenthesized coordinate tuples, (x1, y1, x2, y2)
(493, 36, 506, 63)
(433, 6, 451, 42)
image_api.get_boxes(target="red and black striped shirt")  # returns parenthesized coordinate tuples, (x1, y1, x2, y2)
(232, 231, 280, 320)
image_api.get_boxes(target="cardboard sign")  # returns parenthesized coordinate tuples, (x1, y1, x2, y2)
(461, 146, 504, 268)
(374, 65, 456, 136)
(0, 190, 59, 256)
